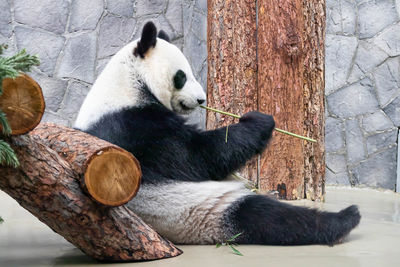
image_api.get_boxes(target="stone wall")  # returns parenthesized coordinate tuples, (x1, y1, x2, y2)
(325, 0, 400, 189)
(0, 0, 207, 127)
(2, 0, 399, 190)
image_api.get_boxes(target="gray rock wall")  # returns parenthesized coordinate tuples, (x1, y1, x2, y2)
(0, 0, 207, 127)
(1, 0, 398, 190)
(326, 0, 400, 190)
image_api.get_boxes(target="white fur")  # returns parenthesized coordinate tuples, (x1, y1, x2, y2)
(74, 38, 206, 130)
(127, 181, 251, 244)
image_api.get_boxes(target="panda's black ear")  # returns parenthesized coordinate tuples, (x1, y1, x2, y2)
(158, 30, 170, 42)
(134, 22, 157, 58)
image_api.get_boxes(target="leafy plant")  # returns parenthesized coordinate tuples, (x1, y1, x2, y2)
(0, 44, 39, 167)
(216, 232, 243, 256)
(0, 216, 3, 224)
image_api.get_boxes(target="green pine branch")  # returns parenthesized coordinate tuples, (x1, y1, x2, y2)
(0, 140, 19, 168)
(0, 44, 39, 168)
(0, 48, 40, 93)
(0, 110, 11, 135)
(0, 48, 40, 75)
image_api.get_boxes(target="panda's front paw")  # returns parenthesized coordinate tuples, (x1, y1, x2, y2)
(239, 111, 275, 147)
(240, 111, 275, 130)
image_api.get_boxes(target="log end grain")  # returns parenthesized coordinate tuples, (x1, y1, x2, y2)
(0, 74, 45, 135)
(85, 148, 142, 206)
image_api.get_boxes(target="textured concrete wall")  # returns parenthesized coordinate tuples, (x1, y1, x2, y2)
(2, 0, 399, 190)
(0, 0, 207, 127)
(325, 0, 400, 190)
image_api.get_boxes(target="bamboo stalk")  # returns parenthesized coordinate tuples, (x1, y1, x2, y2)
(200, 105, 317, 143)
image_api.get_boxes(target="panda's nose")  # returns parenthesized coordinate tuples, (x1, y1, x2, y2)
(197, 99, 205, 105)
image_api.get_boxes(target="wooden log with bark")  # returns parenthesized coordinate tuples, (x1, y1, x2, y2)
(0, 75, 182, 261)
(0, 74, 45, 135)
(30, 123, 142, 207)
(0, 135, 182, 261)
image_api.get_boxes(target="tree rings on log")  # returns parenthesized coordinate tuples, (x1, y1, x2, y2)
(85, 148, 141, 206)
(0, 74, 45, 135)
(30, 123, 142, 207)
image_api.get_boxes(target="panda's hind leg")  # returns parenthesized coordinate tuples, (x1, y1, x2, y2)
(222, 194, 361, 245)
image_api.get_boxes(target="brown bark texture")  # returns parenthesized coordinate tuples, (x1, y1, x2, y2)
(30, 123, 142, 206)
(0, 135, 182, 261)
(0, 74, 45, 135)
(257, 0, 305, 200)
(207, 0, 259, 186)
(302, 0, 326, 201)
(207, 0, 325, 200)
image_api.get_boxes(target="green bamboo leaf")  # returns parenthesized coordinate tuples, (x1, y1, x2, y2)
(0, 216, 3, 224)
(228, 245, 243, 256)
(225, 125, 229, 143)
(216, 243, 222, 248)
(227, 232, 243, 242)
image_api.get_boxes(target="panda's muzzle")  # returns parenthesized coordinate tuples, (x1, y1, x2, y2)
(179, 101, 194, 111)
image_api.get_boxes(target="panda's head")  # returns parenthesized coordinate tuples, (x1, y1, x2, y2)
(75, 22, 206, 130)
(131, 22, 206, 114)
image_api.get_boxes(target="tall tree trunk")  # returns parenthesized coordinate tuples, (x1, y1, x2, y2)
(207, 0, 259, 186)
(207, 0, 325, 200)
(302, 0, 326, 201)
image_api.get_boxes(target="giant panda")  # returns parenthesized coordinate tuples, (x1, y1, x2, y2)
(75, 22, 360, 245)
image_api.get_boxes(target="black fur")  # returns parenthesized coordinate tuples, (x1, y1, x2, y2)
(173, 70, 187, 89)
(158, 30, 170, 42)
(82, 82, 361, 245)
(223, 195, 361, 245)
(134, 22, 157, 58)
(84, 84, 274, 184)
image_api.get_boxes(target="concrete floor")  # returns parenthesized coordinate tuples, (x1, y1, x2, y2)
(0, 186, 399, 267)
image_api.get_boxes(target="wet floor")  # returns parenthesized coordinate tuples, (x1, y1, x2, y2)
(0, 186, 399, 267)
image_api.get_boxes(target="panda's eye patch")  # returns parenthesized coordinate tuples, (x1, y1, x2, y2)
(173, 70, 187, 90)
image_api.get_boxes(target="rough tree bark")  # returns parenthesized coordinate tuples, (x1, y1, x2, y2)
(207, 0, 259, 186)
(207, 0, 325, 200)
(0, 135, 182, 261)
(302, 0, 326, 200)
(30, 123, 142, 206)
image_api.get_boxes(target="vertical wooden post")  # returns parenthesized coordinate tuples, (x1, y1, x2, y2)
(207, 0, 258, 186)
(207, 0, 325, 200)
(257, 0, 305, 200)
(302, 1, 326, 200)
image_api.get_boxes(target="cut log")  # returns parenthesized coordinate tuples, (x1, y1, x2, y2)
(0, 74, 45, 135)
(0, 135, 182, 261)
(30, 123, 141, 207)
